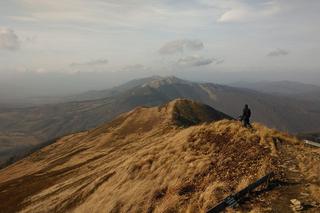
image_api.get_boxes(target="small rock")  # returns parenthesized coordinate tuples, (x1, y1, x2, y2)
(290, 199, 303, 211)
(300, 192, 309, 197)
(290, 199, 301, 206)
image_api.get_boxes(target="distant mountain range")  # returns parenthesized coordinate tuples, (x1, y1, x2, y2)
(1, 76, 320, 167)
(231, 80, 320, 101)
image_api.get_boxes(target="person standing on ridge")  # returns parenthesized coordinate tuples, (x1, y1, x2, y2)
(240, 104, 252, 128)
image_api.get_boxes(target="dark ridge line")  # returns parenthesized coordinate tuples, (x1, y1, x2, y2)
(207, 172, 274, 213)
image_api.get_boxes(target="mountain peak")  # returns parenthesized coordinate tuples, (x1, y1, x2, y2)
(167, 99, 232, 126)
(97, 99, 231, 137)
(142, 76, 191, 88)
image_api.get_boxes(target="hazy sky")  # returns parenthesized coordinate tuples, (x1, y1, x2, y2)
(1, 0, 320, 96)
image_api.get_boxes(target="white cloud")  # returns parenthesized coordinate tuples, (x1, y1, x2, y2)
(25, 36, 37, 43)
(8, 16, 38, 22)
(70, 59, 108, 67)
(0, 27, 20, 50)
(34, 67, 47, 73)
(121, 64, 147, 72)
(217, 1, 280, 23)
(159, 39, 204, 55)
(176, 56, 216, 67)
(15, 0, 205, 31)
(1, 0, 320, 77)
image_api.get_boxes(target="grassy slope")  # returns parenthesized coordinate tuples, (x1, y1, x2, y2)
(0, 100, 319, 212)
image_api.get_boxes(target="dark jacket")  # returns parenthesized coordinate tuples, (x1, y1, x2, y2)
(242, 107, 251, 119)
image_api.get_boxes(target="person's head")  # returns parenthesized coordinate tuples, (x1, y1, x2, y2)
(244, 104, 248, 108)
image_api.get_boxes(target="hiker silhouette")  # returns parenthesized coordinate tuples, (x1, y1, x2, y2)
(240, 104, 252, 128)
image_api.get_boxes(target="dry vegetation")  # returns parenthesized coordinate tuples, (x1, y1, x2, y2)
(0, 99, 319, 213)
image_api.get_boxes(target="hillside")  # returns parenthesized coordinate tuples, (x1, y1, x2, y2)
(1, 76, 320, 168)
(0, 99, 319, 212)
(231, 80, 320, 101)
(297, 132, 320, 143)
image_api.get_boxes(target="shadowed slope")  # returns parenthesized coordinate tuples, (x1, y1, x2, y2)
(0, 99, 319, 213)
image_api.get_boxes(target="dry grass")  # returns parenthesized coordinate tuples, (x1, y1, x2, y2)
(0, 100, 318, 213)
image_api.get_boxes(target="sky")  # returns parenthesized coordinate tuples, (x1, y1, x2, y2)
(1, 0, 320, 96)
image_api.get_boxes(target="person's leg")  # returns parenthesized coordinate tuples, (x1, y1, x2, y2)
(243, 119, 247, 127)
(247, 118, 253, 128)
(244, 118, 250, 128)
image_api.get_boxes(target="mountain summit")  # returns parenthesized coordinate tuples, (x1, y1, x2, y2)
(0, 99, 319, 212)
(81, 99, 231, 137)
(142, 76, 191, 89)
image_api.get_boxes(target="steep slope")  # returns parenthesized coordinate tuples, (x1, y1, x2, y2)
(0, 100, 319, 213)
(1, 76, 320, 167)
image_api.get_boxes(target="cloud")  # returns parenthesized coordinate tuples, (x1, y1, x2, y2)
(217, 1, 280, 23)
(25, 36, 37, 43)
(15, 0, 209, 32)
(0, 27, 20, 50)
(267, 49, 289, 57)
(215, 59, 224, 64)
(121, 64, 147, 72)
(8, 16, 38, 22)
(34, 67, 47, 73)
(159, 39, 204, 55)
(70, 59, 108, 67)
(176, 56, 217, 67)
(1, 0, 319, 76)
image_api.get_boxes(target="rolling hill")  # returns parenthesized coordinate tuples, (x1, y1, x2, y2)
(1, 76, 320, 167)
(0, 99, 319, 212)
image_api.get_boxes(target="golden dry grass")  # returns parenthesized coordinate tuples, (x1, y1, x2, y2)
(0, 99, 318, 213)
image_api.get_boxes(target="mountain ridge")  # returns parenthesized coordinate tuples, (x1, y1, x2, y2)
(0, 99, 319, 212)
(1, 76, 320, 168)
(231, 80, 320, 101)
